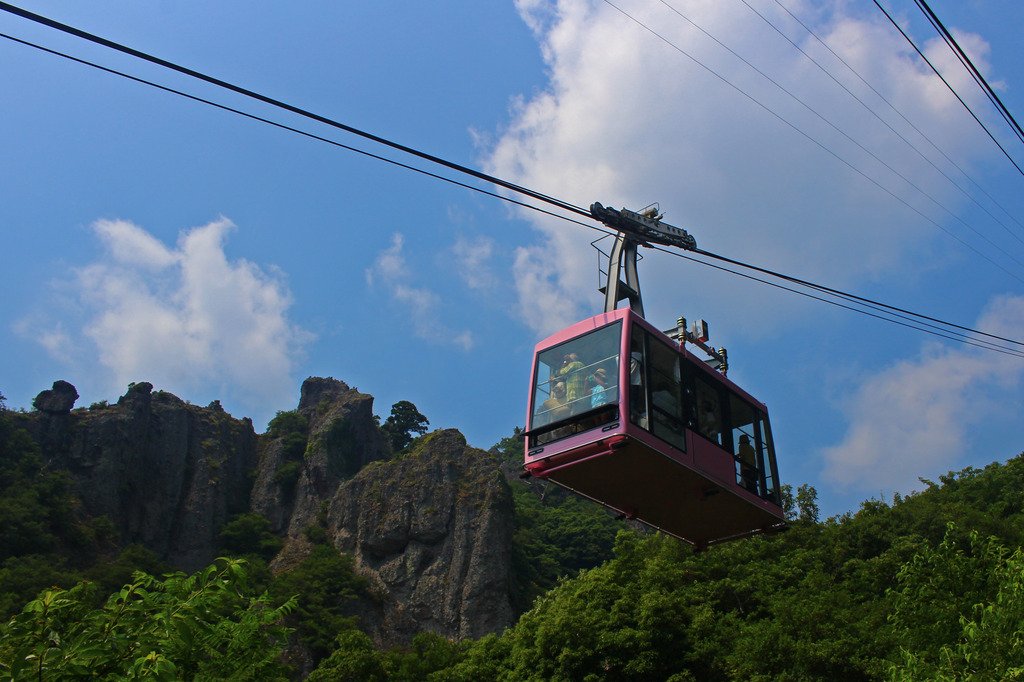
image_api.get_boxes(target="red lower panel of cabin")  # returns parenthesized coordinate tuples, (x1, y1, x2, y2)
(527, 435, 784, 547)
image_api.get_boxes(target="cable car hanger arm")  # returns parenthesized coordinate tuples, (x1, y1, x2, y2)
(590, 202, 697, 251)
(589, 201, 697, 317)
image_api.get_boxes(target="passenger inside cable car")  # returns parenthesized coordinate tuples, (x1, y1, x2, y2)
(525, 308, 784, 547)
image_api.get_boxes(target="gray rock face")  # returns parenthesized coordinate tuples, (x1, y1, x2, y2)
(253, 378, 515, 646)
(251, 377, 391, 537)
(326, 429, 514, 645)
(32, 380, 79, 413)
(16, 381, 257, 571)
(18, 376, 516, 646)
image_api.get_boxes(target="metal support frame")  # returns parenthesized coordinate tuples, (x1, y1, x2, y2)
(592, 201, 726, 373)
(604, 232, 644, 316)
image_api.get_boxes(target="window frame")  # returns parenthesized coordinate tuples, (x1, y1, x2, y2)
(528, 321, 623, 447)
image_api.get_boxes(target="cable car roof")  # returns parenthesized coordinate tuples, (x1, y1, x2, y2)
(534, 307, 768, 412)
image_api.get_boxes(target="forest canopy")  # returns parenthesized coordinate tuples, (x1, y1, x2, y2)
(2, 397, 1023, 680)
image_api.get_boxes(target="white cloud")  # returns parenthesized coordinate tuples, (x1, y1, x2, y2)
(820, 294, 1024, 492)
(366, 234, 475, 350)
(452, 235, 497, 290)
(93, 219, 178, 270)
(13, 317, 74, 365)
(365, 233, 409, 285)
(488, 0, 1004, 337)
(22, 218, 311, 412)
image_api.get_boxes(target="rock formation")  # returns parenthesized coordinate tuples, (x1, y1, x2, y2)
(15, 381, 257, 571)
(32, 379, 79, 414)
(332, 429, 512, 645)
(253, 378, 514, 646)
(16, 376, 516, 646)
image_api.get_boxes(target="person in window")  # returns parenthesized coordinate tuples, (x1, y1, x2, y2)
(558, 353, 586, 410)
(738, 434, 758, 493)
(629, 353, 647, 428)
(540, 381, 570, 425)
(699, 400, 720, 442)
(589, 367, 610, 408)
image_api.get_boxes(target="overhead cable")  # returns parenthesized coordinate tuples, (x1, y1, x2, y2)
(651, 245, 1024, 358)
(871, 0, 1024, 178)
(657, 0, 1024, 255)
(0, 4, 1020, 357)
(912, 0, 1024, 146)
(690, 246, 1024, 349)
(741, 0, 1024, 244)
(771, 0, 1021, 234)
(602, 0, 1024, 284)
(0, 32, 604, 237)
(0, 1, 593, 222)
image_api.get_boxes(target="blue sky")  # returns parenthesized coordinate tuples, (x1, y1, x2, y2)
(2, 0, 1022, 517)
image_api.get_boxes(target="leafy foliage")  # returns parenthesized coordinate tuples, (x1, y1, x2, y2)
(269, 543, 370, 663)
(273, 460, 302, 495)
(309, 630, 465, 681)
(492, 432, 621, 613)
(507, 478, 621, 613)
(219, 513, 283, 562)
(267, 410, 308, 440)
(4, 397, 1024, 680)
(889, 526, 1024, 681)
(381, 400, 430, 452)
(393, 452, 1024, 681)
(268, 410, 309, 467)
(0, 417, 75, 563)
(0, 404, 119, 618)
(0, 558, 294, 680)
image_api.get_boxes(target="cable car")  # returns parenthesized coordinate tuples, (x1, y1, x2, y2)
(522, 203, 786, 549)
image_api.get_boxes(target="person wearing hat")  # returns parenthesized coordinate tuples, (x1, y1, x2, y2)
(540, 380, 570, 425)
(557, 353, 586, 405)
(589, 367, 610, 408)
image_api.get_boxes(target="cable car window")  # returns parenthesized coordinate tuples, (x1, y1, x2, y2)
(648, 334, 685, 451)
(757, 416, 780, 503)
(730, 395, 760, 495)
(629, 325, 648, 430)
(694, 376, 723, 447)
(530, 322, 621, 442)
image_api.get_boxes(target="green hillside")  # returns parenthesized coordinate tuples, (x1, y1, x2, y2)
(2, 395, 1023, 679)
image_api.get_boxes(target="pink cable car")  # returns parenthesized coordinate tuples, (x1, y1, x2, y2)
(523, 204, 786, 549)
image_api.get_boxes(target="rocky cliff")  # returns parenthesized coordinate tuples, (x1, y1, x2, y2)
(252, 378, 514, 646)
(16, 381, 256, 571)
(15, 377, 515, 646)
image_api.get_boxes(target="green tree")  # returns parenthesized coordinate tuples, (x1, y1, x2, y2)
(491, 430, 621, 613)
(307, 629, 388, 681)
(796, 483, 820, 523)
(219, 513, 283, 562)
(269, 543, 370, 663)
(267, 410, 308, 439)
(381, 401, 429, 452)
(890, 525, 1024, 681)
(0, 558, 294, 680)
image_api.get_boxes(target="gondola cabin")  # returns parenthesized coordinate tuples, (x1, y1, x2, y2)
(524, 307, 785, 548)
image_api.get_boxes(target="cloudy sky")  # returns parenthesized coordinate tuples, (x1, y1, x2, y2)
(2, 0, 1022, 516)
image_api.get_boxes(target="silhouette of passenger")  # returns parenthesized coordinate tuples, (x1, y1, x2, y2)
(699, 399, 720, 442)
(558, 353, 586, 408)
(540, 381, 570, 425)
(589, 367, 610, 408)
(738, 434, 758, 493)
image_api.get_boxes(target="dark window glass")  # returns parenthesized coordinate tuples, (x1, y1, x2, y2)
(694, 375, 724, 447)
(629, 325, 648, 431)
(730, 394, 760, 495)
(757, 416, 780, 504)
(648, 335, 685, 451)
